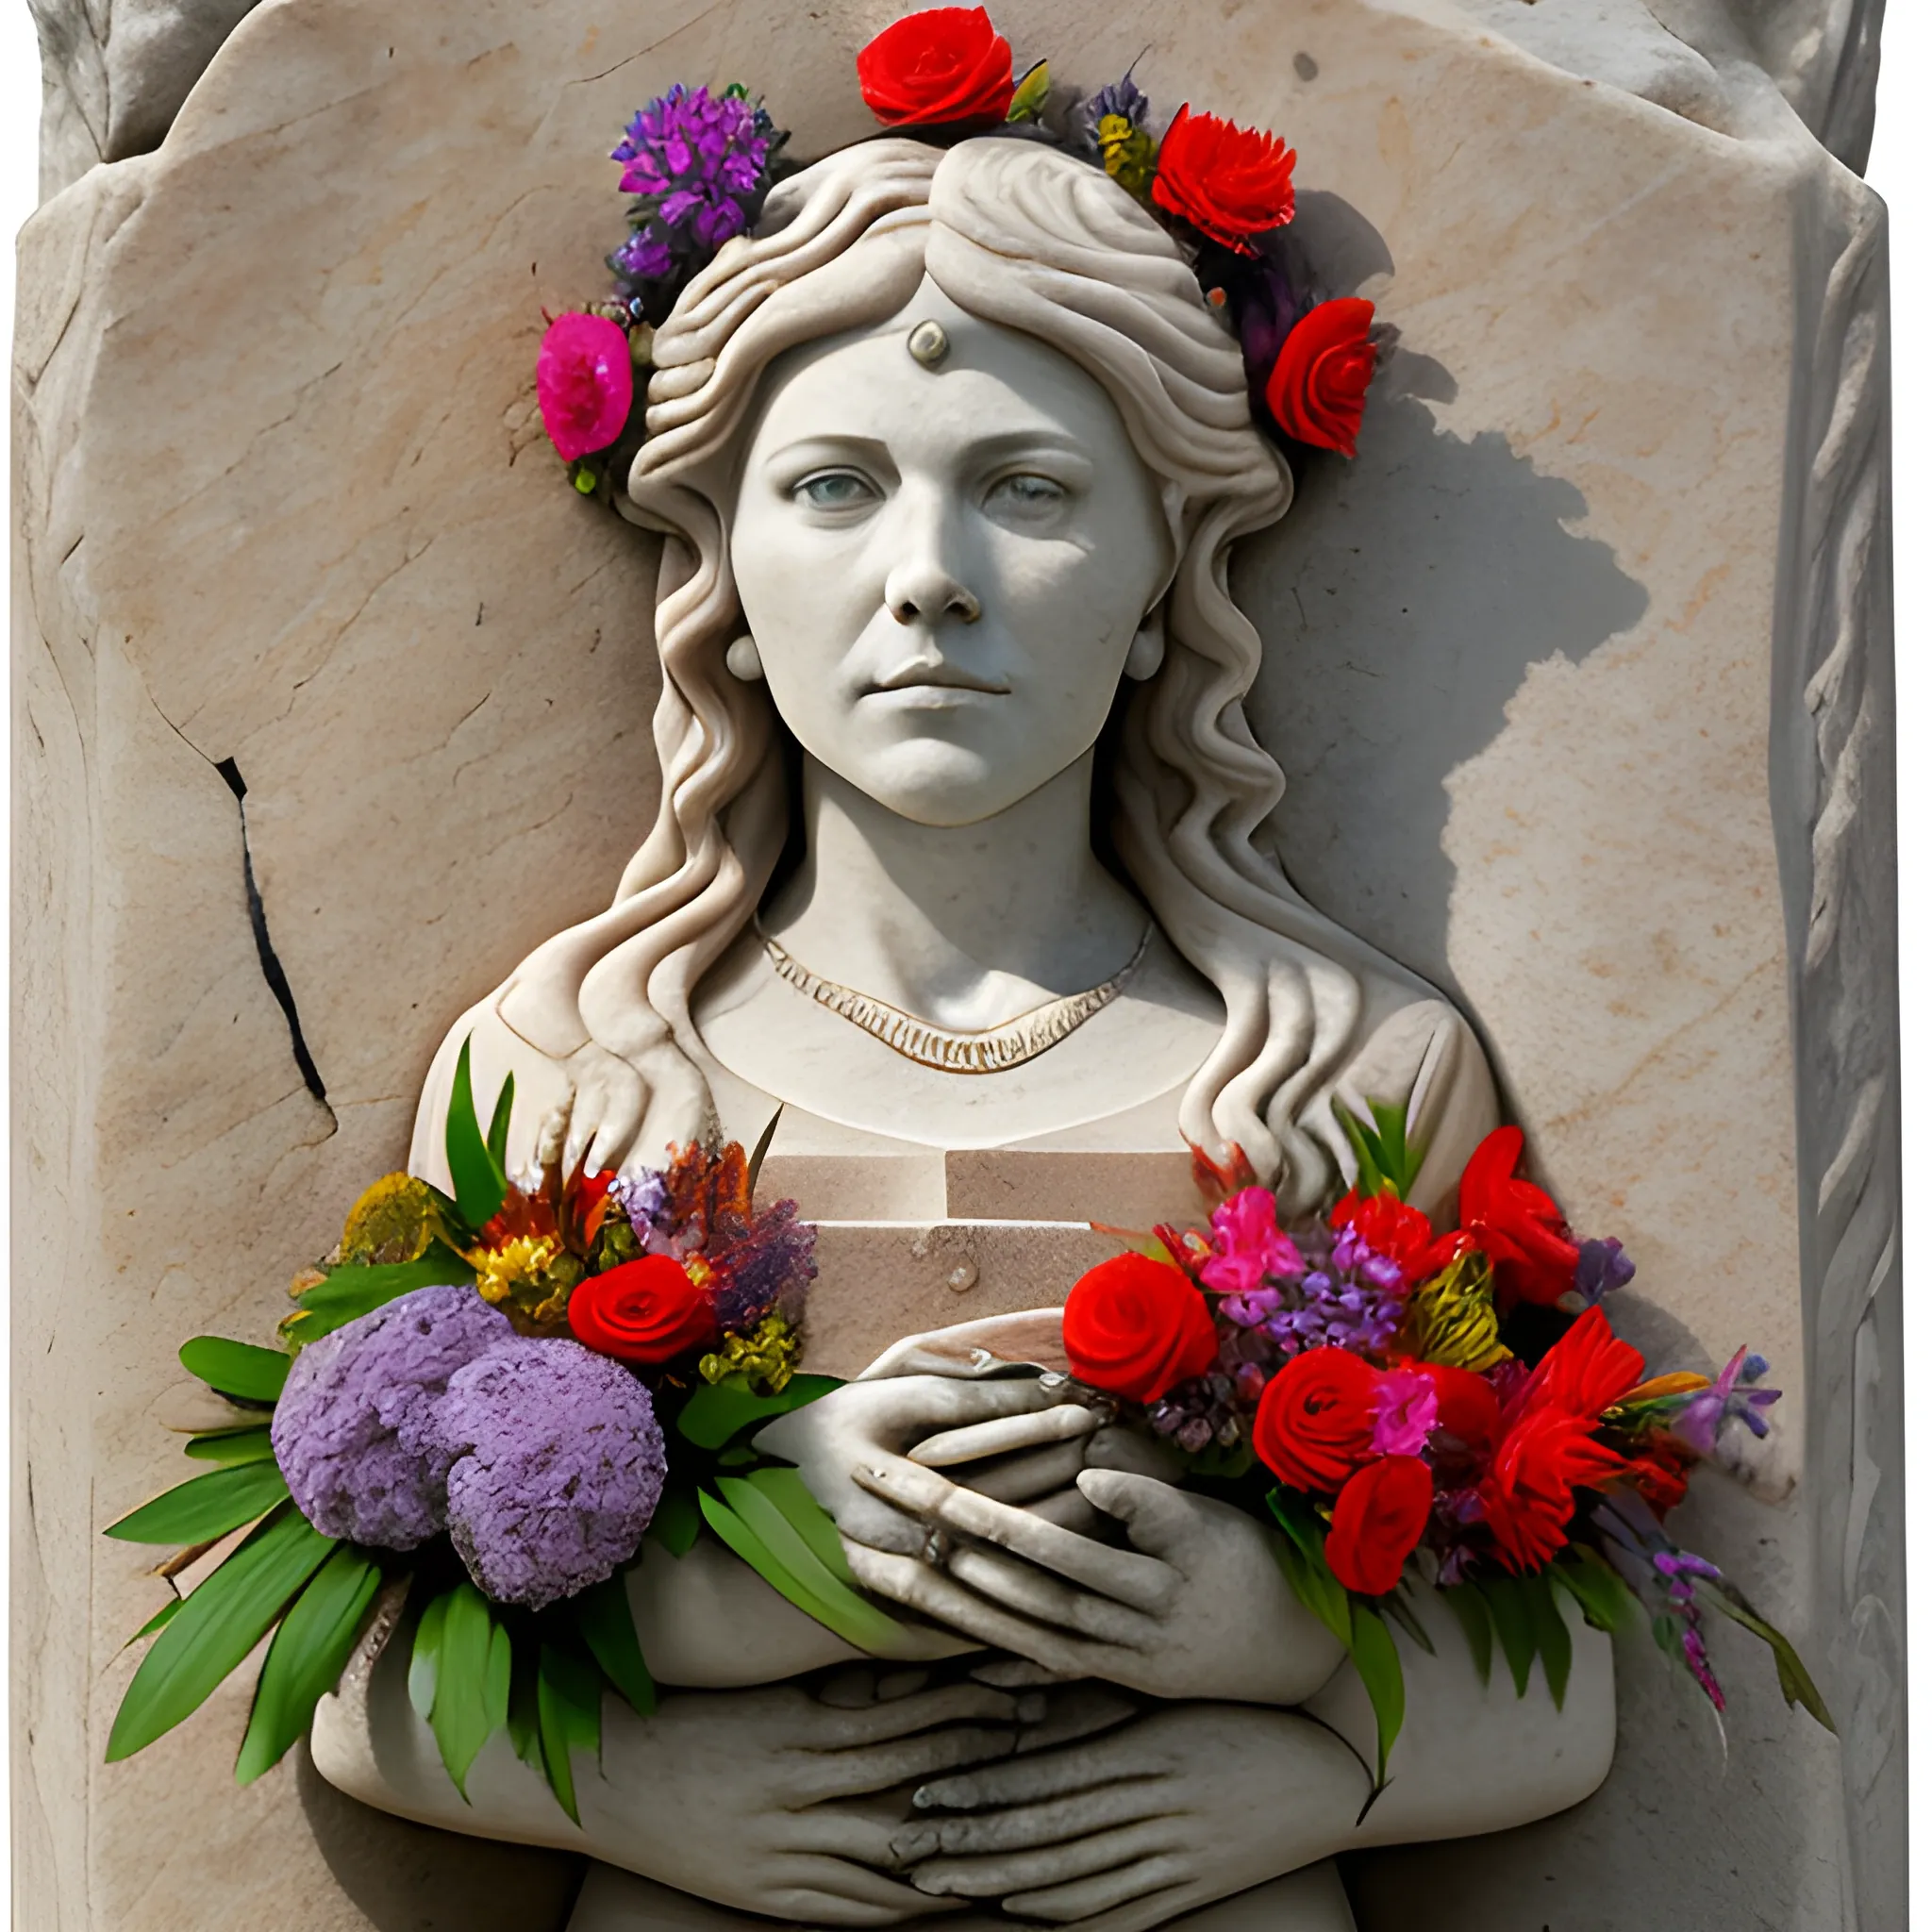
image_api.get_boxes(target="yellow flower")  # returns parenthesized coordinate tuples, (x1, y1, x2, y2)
(473, 1235, 582, 1333)
(1402, 1253, 1512, 1372)
(700, 1314, 801, 1396)
(1096, 115, 1159, 200)
(339, 1173, 449, 1266)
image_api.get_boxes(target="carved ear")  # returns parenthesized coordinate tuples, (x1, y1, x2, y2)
(724, 633, 765, 682)
(1124, 612, 1166, 682)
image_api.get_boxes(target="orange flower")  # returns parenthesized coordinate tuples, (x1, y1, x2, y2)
(1151, 106, 1295, 252)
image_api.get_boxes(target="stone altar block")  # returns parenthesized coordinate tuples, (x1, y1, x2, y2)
(13, 0, 1900, 1927)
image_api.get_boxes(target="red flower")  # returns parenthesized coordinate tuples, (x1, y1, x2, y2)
(1151, 105, 1295, 252)
(1062, 1253, 1219, 1404)
(1253, 1347, 1378, 1491)
(1480, 1407, 1628, 1573)
(1517, 1305, 1645, 1422)
(1456, 1126, 1580, 1307)
(1415, 1360, 1502, 1456)
(1264, 299, 1377, 459)
(1624, 1439, 1693, 1514)
(568, 1254, 716, 1365)
(1331, 1187, 1443, 1287)
(536, 312, 634, 464)
(856, 7, 1014, 127)
(1326, 1455, 1434, 1594)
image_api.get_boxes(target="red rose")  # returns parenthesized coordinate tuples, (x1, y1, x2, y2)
(1325, 1455, 1434, 1595)
(1264, 299, 1377, 459)
(1252, 1346, 1378, 1491)
(1331, 1187, 1443, 1287)
(1151, 105, 1295, 252)
(1415, 1360, 1502, 1456)
(1518, 1305, 1644, 1421)
(1479, 1407, 1627, 1572)
(1455, 1126, 1580, 1307)
(568, 1254, 716, 1365)
(856, 7, 1014, 127)
(1062, 1253, 1219, 1403)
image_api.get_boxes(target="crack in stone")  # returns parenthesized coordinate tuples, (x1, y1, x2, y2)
(211, 756, 329, 1110)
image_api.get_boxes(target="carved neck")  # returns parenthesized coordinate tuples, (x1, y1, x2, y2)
(760, 753, 1152, 1031)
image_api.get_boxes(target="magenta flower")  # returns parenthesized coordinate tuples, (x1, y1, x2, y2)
(536, 312, 633, 463)
(1200, 1186, 1303, 1298)
(1371, 1364, 1439, 1457)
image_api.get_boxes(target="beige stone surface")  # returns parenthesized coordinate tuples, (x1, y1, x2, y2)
(13, 0, 1896, 1927)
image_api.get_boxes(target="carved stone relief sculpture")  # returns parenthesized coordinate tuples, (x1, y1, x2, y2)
(13, 3, 1900, 1930)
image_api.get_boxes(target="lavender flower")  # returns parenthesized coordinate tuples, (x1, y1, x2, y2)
(438, 1339, 665, 1608)
(1265, 1268, 1404, 1354)
(709, 1201, 818, 1333)
(1082, 72, 1150, 133)
(1573, 1237, 1637, 1305)
(609, 1168, 669, 1245)
(272, 1283, 512, 1549)
(1674, 1347, 1780, 1457)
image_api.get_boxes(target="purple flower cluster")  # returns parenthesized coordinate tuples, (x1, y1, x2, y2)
(1673, 1346, 1779, 1457)
(608, 86, 779, 296)
(1261, 1224, 1407, 1355)
(272, 1283, 664, 1606)
(1573, 1237, 1637, 1305)
(440, 1341, 665, 1610)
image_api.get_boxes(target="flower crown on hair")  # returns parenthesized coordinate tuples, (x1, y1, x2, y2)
(537, 7, 1378, 498)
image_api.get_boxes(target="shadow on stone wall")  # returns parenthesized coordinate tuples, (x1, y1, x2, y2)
(296, 1744, 585, 1931)
(1240, 374, 1651, 1012)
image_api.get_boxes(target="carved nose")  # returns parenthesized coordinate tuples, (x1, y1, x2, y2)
(891, 578, 981, 625)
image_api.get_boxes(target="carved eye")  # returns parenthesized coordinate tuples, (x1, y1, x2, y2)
(986, 473, 1067, 515)
(794, 470, 879, 511)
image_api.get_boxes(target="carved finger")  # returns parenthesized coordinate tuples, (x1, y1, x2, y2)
(912, 1407, 1098, 1467)
(1074, 1469, 1206, 1557)
(912, 1821, 1181, 1898)
(1023, 1489, 1109, 1537)
(841, 1544, 1107, 1680)
(810, 1724, 1021, 1801)
(534, 1102, 570, 1173)
(968, 1657, 1066, 1688)
(1012, 1682, 1141, 1755)
(1004, 1856, 1191, 1923)
(856, 1464, 1178, 1613)
(954, 1439, 1091, 1505)
(914, 1733, 1143, 1812)
(767, 1857, 966, 1925)
(1083, 1425, 1186, 1484)
(891, 1784, 1173, 1862)
(805, 1680, 1019, 1749)
(944, 1544, 1149, 1646)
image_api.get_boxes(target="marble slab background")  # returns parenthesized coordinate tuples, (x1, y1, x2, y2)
(12, 0, 1900, 1926)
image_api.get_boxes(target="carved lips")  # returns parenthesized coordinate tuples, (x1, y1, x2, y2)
(857, 7, 1016, 128)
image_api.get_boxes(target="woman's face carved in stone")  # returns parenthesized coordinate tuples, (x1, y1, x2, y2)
(729, 279, 1172, 827)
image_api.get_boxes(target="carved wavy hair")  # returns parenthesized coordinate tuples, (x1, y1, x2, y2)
(496, 136, 1385, 1206)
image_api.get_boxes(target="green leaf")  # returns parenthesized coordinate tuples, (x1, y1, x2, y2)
(1524, 1571, 1574, 1708)
(1440, 1584, 1493, 1688)
(1478, 1575, 1538, 1698)
(647, 1487, 702, 1558)
(744, 1105, 783, 1195)
(1348, 1601, 1407, 1804)
(485, 1617, 513, 1740)
(409, 1591, 449, 1723)
(536, 1642, 605, 1824)
(106, 1458, 291, 1544)
(486, 1072, 516, 1172)
(185, 1428, 277, 1465)
(1267, 1489, 1350, 1647)
(445, 1036, 510, 1229)
(1553, 1549, 1634, 1634)
(506, 1641, 544, 1772)
(744, 1466, 854, 1586)
(178, 1336, 291, 1406)
(1697, 1576, 1837, 1733)
(281, 1249, 477, 1342)
(106, 1505, 335, 1760)
(1007, 58, 1051, 122)
(573, 1573, 657, 1719)
(699, 1487, 904, 1654)
(235, 1545, 382, 1783)
(1330, 1095, 1426, 1203)
(1378, 1584, 1436, 1657)
(675, 1373, 841, 1451)
(430, 1581, 500, 1797)
(125, 1597, 184, 1647)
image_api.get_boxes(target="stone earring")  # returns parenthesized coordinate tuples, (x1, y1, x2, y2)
(1124, 613, 1166, 682)
(724, 634, 764, 682)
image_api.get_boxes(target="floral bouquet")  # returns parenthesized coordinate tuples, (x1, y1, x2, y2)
(103, 1045, 893, 1818)
(1058, 1108, 1832, 1804)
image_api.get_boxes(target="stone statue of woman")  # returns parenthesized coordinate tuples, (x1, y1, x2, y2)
(312, 133, 1614, 1931)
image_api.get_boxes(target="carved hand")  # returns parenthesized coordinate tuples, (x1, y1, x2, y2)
(887, 1701, 1365, 1930)
(841, 1460, 1345, 1706)
(754, 1374, 1099, 1557)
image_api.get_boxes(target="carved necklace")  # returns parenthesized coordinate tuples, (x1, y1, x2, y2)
(760, 926, 1153, 1074)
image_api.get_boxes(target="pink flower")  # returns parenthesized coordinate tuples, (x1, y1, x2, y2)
(1370, 1364, 1440, 1457)
(536, 312, 634, 463)
(1199, 1186, 1303, 1298)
